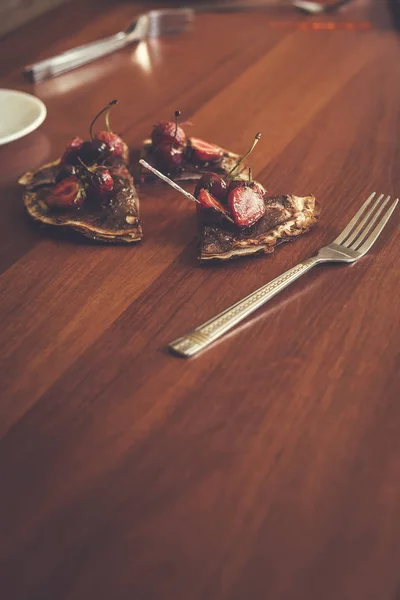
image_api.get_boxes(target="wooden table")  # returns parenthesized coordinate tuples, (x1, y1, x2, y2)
(1, 2, 400, 598)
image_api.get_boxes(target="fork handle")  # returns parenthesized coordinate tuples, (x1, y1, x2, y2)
(23, 31, 136, 83)
(169, 257, 318, 358)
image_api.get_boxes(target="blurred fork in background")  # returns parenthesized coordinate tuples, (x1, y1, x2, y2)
(23, 0, 355, 83)
(292, 0, 352, 14)
(198, 0, 352, 13)
(23, 8, 194, 83)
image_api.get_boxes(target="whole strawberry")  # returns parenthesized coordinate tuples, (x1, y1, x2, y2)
(190, 137, 223, 164)
(95, 130, 129, 162)
(93, 100, 129, 162)
(61, 100, 129, 167)
(151, 110, 187, 149)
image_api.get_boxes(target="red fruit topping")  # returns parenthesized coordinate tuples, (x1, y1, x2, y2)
(197, 188, 230, 218)
(46, 176, 85, 210)
(152, 121, 187, 148)
(61, 136, 84, 164)
(248, 181, 266, 196)
(195, 173, 228, 203)
(229, 178, 266, 197)
(95, 130, 128, 161)
(110, 163, 133, 185)
(190, 137, 223, 163)
(154, 143, 183, 172)
(66, 136, 83, 151)
(228, 185, 265, 228)
(93, 166, 114, 195)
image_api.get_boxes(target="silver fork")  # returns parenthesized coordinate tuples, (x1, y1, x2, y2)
(23, 9, 193, 83)
(169, 192, 398, 358)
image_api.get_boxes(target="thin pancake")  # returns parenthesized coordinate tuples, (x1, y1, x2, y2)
(19, 160, 142, 244)
(198, 195, 318, 261)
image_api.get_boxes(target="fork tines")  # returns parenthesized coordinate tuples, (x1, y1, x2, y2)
(148, 9, 194, 37)
(334, 192, 399, 255)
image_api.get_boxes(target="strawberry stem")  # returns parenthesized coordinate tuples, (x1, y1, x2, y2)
(171, 110, 181, 149)
(90, 100, 118, 140)
(77, 156, 94, 174)
(105, 111, 111, 133)
(225, 132, 261, 180)
(248, 167, 252, 182)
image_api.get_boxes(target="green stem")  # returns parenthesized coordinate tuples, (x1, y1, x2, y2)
(225, 132, 261, 180)
(90, 99, 118, 139)
(171, 110, 181, 149)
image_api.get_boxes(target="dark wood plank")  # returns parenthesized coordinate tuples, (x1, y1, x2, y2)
(0, 2, 400, 599)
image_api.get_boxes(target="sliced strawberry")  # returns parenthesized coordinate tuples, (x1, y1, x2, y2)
(228, 185, 265, 228)
(46, 176, 85, 210)
(197, 188, 230, 219)
(190, 137, 224, 163)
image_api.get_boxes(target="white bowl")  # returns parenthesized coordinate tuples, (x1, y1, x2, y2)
(0, 89, 47, 146)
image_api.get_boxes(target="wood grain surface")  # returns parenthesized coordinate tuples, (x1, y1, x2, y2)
(1, 1, 400, 599)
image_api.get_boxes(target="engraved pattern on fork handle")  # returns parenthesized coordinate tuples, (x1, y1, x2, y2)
(169, 258, 318, 358)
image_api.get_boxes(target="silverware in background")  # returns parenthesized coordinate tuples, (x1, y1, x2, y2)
(388, 0, 400, 29)
(169, 192, 398, 358)
(199, 0, 351, 14)
(292, 0, 353, 14)
(24, 1, 354, 83)
(23, 8, 194, 83)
